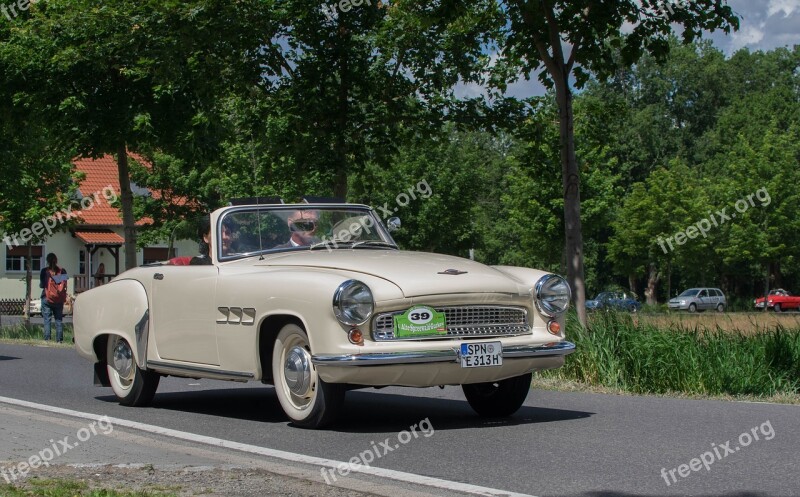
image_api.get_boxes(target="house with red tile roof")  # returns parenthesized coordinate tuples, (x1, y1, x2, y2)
(0, 153, 198, 299)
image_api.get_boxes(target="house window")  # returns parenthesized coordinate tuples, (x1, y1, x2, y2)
(6, 246, 44, 272)
(142, 247, 175, 265)
(79, 250, 87, 275)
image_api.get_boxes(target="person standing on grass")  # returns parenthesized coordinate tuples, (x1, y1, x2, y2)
(40, 253, 68, 343)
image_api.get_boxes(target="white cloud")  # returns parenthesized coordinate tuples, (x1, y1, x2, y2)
(729, 23, 766, 52)
(767, 0, 800, 17)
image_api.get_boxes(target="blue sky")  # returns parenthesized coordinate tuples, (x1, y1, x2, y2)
(457, 0, 799, 99)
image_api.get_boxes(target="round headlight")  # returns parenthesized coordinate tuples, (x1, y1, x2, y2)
(534, 274, 571, 317)
(333, 280, 374, 326)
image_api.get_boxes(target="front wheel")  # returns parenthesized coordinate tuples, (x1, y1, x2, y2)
(272, 323, 345, 429)
(688, 303, 697, 313)
(106, 335, 159, 407)
(774, 303, 783, 313)
(462, 373, 532, 417)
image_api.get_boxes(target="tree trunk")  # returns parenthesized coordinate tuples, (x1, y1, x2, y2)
(628, 274, 638, 296)
(117, 144, 138, 270)
(333, 32, 350, 200)
(554, 80, 587, 326)
(24, 242, 32, 327)
(763, 265, 770, 313)
(772, 260, 782, 289)
(646, 263, 659, 306)
(666, 261, 672, 303)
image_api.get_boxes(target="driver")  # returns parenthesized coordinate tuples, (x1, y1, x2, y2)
(275, 209, 321, 248)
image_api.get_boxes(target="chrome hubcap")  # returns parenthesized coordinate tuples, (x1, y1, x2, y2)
(284, 346, 312, 397)
(112, 339, 133, 380)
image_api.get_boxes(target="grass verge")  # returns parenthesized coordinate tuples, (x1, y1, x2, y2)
(544, 312, 800, 398)
(0, 478, 176, 497)
(0, 323, 74, 343)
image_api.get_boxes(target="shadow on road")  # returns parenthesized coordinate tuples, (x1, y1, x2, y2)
(332, 389, 593, 433)
(96, 386, 593, 432)
(96, 387, 286, 423)
(0, 355, 20, 361)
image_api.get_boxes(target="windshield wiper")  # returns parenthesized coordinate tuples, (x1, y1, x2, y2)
(309, 240, 357, 250)
(308, 240, 397, 250)
(351, 240, 397, 249)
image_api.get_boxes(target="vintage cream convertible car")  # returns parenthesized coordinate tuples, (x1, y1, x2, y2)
(74, 202, 575, 428)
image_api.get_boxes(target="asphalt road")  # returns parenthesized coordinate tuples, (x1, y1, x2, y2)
(1, 342, 798, 497)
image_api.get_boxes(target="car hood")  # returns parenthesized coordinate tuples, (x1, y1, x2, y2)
(257, 250, 528, 298)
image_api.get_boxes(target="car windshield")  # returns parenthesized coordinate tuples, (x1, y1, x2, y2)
(217, 205, 396, 260)
(678, 289, 700, 297)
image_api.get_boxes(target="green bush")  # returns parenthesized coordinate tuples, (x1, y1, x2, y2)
(544, 312, 800, 397)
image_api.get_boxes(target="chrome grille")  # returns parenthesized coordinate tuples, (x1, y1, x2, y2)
(372, 306, 530, 341)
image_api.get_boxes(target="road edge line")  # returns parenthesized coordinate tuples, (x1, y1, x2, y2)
(0, 395, 536, 497)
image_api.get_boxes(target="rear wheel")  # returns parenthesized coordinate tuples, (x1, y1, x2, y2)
(106, 335, 159, 407)
(272, 323, 345, 429)
(716, 304, 725, 313)
(462, 373, 532, 417)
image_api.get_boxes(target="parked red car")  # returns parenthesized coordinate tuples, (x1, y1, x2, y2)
(754, 289, 800, 312)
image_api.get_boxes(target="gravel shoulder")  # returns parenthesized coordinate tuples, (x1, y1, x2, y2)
(6, 464, 378, 497)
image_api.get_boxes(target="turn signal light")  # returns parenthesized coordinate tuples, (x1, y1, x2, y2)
(348, 328, 364, 345)
(547, 320, 561, 336)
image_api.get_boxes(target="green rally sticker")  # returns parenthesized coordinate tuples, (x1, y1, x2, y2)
(394, 305, 447, 338)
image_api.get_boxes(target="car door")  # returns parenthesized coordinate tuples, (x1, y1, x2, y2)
(150, 265, 221, 365)
(698, 289, 710, 310)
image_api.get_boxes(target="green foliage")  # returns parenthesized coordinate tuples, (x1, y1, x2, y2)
(353, 127, 499, 256)
(546, 312, 800, 397)
(0, 0, 795, 308)
(586, 42, 800, 301)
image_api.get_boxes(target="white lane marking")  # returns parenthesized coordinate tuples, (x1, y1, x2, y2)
(0, 395, 535, 497)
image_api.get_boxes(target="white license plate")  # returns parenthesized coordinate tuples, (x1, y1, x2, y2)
(460, 341, 502, 368)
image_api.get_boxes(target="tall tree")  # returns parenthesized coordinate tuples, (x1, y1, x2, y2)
(501, 0, 738, 324)
(401, 0, 739, 324)
(0, 84, 76, 318)
(2, 0, 271, 269)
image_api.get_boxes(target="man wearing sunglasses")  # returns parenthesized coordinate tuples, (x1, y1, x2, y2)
(275, 210, 321, 248)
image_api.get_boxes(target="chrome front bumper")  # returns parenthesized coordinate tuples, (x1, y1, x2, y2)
(311, 341, 575, 367)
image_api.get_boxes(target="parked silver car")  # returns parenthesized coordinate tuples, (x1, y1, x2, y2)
(669, 288, 726, 313)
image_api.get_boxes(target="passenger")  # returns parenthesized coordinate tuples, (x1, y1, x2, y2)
(190, 216, 233, 265)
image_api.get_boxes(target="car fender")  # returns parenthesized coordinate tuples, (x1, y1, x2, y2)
(212, 267, 404, 373)
(490, 266, 550, 296)
(73, 278, 150, 369)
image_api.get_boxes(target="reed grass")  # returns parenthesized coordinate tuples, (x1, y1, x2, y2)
(545, 312, 800, 397)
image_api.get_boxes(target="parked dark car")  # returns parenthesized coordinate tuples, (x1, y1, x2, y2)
(586, 292, 642, 312)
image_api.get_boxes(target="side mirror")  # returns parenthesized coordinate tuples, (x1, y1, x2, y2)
(387, 217, 401, 232)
